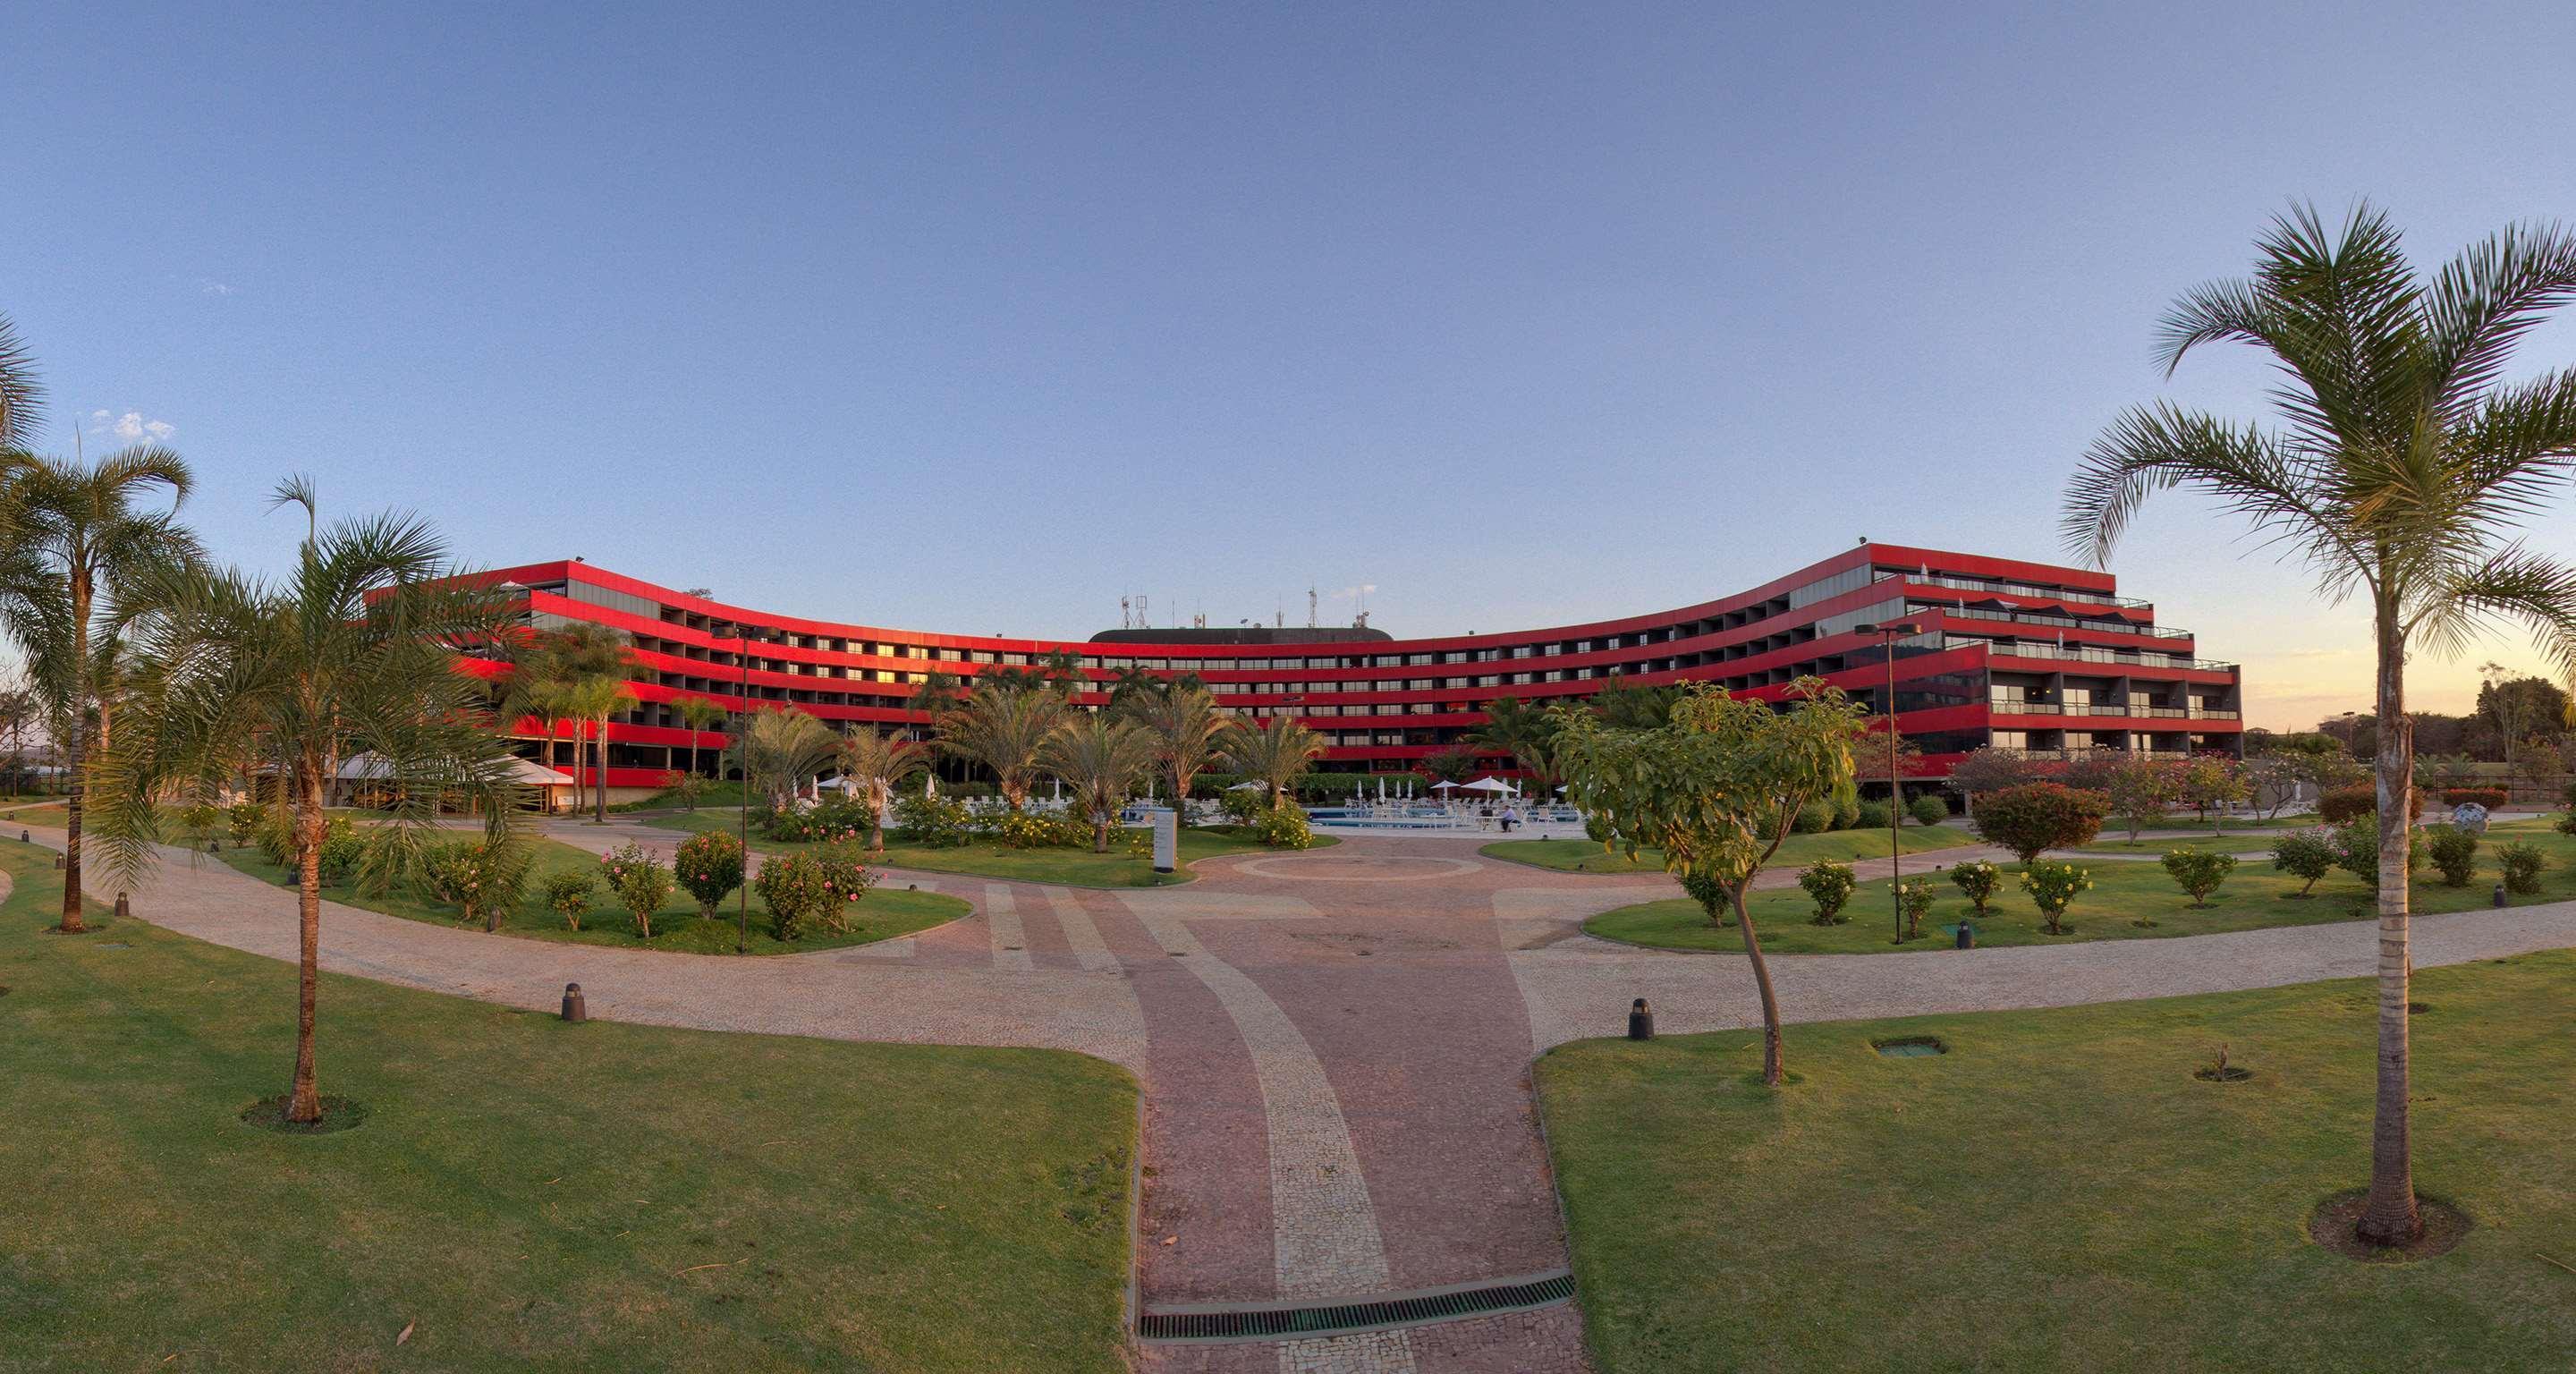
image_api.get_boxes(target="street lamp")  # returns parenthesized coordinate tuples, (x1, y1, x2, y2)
(735, 626, 755, 954)
(1854, 621, 1920, 946)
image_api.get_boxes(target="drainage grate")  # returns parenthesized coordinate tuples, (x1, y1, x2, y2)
(1873, 1036, 1945, 1057)
(1140, 1270, 1575, 1343)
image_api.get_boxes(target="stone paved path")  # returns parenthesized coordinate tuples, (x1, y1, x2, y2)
(27, 816, 2576, 1374)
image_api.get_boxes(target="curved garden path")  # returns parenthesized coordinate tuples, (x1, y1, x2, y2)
(21, 814, 2576, 1374)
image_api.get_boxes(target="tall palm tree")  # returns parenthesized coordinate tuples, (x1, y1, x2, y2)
(0, 446, 199, 932)
(87, 510, 525, 1124)
(834, 727, 928, 851)
(0, 310, 44, 451)
(1218, 715, 1326, 809)
(2063, 202, 2576, 1247)
(1120, 683, 1229, 813)
(1469, 694, 1561, 787)
(674, 695, 729, 807)
(734, 706, 839, 809)
(559, 674, 634, 821)
(504, 623, 632, 822)
(936, 678, 1071, 809)
(1042, 715, 1157, 851)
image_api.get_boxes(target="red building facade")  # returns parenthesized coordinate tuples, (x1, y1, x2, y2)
(474, 543, 2245, 793)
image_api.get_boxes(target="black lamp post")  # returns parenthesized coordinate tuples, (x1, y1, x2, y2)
(1854, 621, 1919, 945)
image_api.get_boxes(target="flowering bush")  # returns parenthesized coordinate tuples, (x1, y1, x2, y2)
(422, 838, 533, 931)
(1948, 861, 2001, 915)
(1798, 861, 1856, 926)
(2159, 849, 2238, 908)
(1252, 805, 1314, 850)
(674, 829, 746, 917)
(1219, 788, 1269, 825)
(998, 810, 1087, 850)
(599, 841, 674, 938)
(543, 869, 596, 930)
(1897, 877, 1936, 940)
(2269, 830, 2337, 896)
(2498, 841, 2547, 895)
(2330, 816, 2424, 888)
(764, 798, 870, 845)
(893, 793, 973, 848)
(754, 841, 878, 941)
(2019, 861, 2091, 935)
(226, 799, 262, 846)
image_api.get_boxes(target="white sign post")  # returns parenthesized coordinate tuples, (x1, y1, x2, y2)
(1152, 808, 1178, 874)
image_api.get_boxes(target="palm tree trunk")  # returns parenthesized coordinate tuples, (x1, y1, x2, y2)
(1094, 810, 1111, 852)
(288, 771, 326, 1123)
(59, 581, 89, 934)
(685, 734, 699, 811)
(594, 713, 610, 823)
(1730, 884, 1786, 1087)
(2357, 611, 2421, 1246)
(869, 781, 887, 853)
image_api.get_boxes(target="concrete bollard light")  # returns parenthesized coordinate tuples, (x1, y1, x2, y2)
(1956, 920, 1975, 950)
(52, 854, 63, 869)
(1627, 997, 1655, 1041)
(2494, 883, 2507, 909)
(114, 893, 131, 920)
(561, 982, 588, 1023)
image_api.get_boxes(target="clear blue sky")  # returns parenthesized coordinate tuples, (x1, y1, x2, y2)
(8, 2, 2576, 728)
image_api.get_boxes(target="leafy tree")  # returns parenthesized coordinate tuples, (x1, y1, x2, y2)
(0, 445, 200, 932)
(1943, 747, 2036, 813)
(2178, 757, 2252, 832)
(2160, 849, 2239, 908)
(2101, 755, 2182, 840)
(2270, 831, 2338, 896)
(1970, 783, 2110, 863)
(1041, 715, 1157, 852)
(1219, 715, 1326, 809)
(2472, 664, 2567, 769)
(1553, 679, 1866, 1086)
(834, 727, 929, 852)
(936, 676, 1071, 810)
(1415, 746, 1480, 786)
(2063, 204, 2576, 1244)
(88, 511, 523, 1124)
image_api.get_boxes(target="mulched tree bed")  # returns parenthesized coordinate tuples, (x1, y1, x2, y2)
(2308, 1190, 2470, 1262)
(240, 1095, 369, 1135)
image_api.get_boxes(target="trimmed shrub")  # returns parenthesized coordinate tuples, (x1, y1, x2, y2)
(1791, 801, 1833, 835)
(1897, 877, 1936, 940)
(542, 869, 596, 931)
(892, 793, 972, 847)
(2159, 850, 2238, 908)
(2319, 784, 2424, 824)
(422, 838, 532, 932)
(2329, 816, 2424, 889)
(1798, 861, 1856, 925)
(1852, 801, 1893, 831)
(178, 802, 222, 843)
(1971, 784, 2111, 863)
(1948, 860, 2000, 915)
(2558, 811, 2576, 839)
(1908, 794, 1950, 827)
(598, 841, 674, 938)
(997, 810, 1086, 850)
(2439, 786, 2508, 810)
(2498, 841, 2547, 895)
(2019, 861, 2091, 935)
(1218, 788, 1269, 825)
(674, 830, 745, 917)
(754, 842, 877, 941)
(315, 818, 366, 885)
(1828, 795, 1861, 830)
(2270, 830, 2337, 897)
(2424, 824, 2479, 887)
(1253, 805, 1314, 850)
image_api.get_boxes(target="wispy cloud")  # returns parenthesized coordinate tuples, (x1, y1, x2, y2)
(1328, 583, 1377, 600)
(197, 278, 237, 297)
(88, 409, 175, 444)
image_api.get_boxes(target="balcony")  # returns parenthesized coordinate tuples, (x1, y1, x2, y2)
(1987, 642, 2237, 673)
(1897, 572, 2153, 610)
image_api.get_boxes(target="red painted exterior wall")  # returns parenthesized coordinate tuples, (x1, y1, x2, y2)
(470, 544, 2245, 790)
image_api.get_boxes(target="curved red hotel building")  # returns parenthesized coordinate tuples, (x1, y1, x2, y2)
(474, 542, 2244, 797)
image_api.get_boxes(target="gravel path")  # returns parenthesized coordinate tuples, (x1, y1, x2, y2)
(24, 816, 2576, 1374)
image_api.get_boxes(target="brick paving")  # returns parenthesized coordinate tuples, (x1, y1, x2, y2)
(23, 811, 2576, 1374)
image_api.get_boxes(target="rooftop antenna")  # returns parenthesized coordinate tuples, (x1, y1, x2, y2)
(1120, 595, 1131, 630)
(1308, 586, 1318, 629)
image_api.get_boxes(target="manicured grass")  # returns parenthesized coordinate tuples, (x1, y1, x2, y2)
(647, 810, 1332, 887)
(214, 836, 968, 954)
(0, 841, 1137, 1371)
(1539, 950, 2576, 1372)
(1484, 826, 1978, 875)
(1586, 820, 2576, 954)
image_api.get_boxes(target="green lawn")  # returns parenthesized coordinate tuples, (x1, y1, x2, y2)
(2078, 831, 2295, 855)
(1539, 950, 2576, 1372)
(1484, 826, 1978, 875)
(0, 841, 1136, 1372)
(1587, 820, 2576, 954)
(215, 836, 969, 955)
(647, 809, 1330, 887)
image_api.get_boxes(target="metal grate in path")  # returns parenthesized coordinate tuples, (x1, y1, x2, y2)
(1139, 1269, 1575, 1343)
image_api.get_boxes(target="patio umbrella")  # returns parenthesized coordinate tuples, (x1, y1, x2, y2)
(1431, 780, 1462, 791)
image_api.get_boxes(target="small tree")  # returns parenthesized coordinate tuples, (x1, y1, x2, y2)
(1971, 783, 2111, 863)
(599, 841, 674, 938)
(1948, 860, 2001, 915)
(2270, 831, 2337, 897)
(2179, 757, 2253, 833)
(1944, 747, 2036, 815)
(2160, 849, 2238, 908)
(2102, 755, 2182, 840)
(2497, 841, 2546, 895)
(1553, 678, 1866, 1086)
(543, 869, 596, 930)
(2423, 824, 2479, 887)
(1897, 877, 1936, 940)
(674, 829, 745, 917)
(1798, 861, 1856, 926)
(2019, 861, 2091, 935)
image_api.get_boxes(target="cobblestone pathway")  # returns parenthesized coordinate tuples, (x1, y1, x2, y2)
(28, 815, 2576, 1374)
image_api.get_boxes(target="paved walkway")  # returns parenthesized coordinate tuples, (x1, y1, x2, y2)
(26, 816, 2576, 1374)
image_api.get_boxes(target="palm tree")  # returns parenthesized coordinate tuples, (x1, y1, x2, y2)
(0, 311, 44, 451)
(936, 678, 1071, 809)
(504, 623, 632, 822)
(834, 727, 928, 851)
(674, 696, 729, 807)
(0, 446, 199, 932)
(2063, 202, 2576, 1247)
(734, 706, 839, 810)
(1041, 715, 1157, 851)
(87, 510, 525, 1124)
(1120, 683, 1229, 814)
(559, 674, 634, 820)
(1218, 715, 1326, 809)
(1470, 694, 1560, 787)
(1416, 745, 1480, 786)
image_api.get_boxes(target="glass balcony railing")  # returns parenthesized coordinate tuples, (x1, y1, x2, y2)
(1987, 642, 2237, 673)
(1894, 571, 2154, 610)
